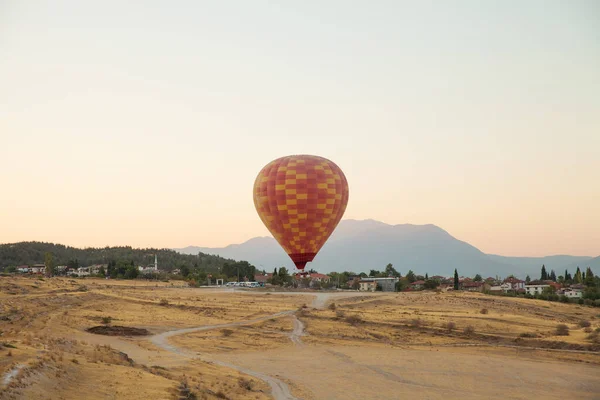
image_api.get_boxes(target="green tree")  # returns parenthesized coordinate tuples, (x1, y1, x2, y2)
(584, 267, 595, 287)
(278, 267, 290, 284)
(473, 274, 482, 282)
(395, 277, 408, 292)
(45, 252, 55, 276)
(180, 265, 191, 277)
(98, 266, 106, 277)
(425, 273, 429, 280)
(385, 263, 400, 277)
(424, 279, 440, 290)
(549, 270, 557, 282)
(574, 267, 582, 283)
(453, 269, 459, 290)
(6, 266, 16, 273)
(540, 265, 547, 281)
(406, 270, 416, 283)
(369, 269, 380, 277)
(124, 265, 139, 279)
(525, 275, 531, 283)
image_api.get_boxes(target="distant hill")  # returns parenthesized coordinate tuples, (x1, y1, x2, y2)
(0, 241, 235, 272)
(176, 219, 596, 278)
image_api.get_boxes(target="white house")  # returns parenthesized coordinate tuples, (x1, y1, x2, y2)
(76, 267, 91, 277)
(30, 265, 46, 274)
(525, 284, 550, 296)
(563, 288, 583, 298)
(17, 266, 30, 273)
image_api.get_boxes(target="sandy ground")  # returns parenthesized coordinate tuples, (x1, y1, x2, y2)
(1, 276, 599, 399)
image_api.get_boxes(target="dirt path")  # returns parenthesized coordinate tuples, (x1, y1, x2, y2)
(2, 364, 25, 387)
(149, 310, 299, 400)
(290, 315, 305, 346)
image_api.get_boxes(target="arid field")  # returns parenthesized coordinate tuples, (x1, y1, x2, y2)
(1, 276, 599, 400)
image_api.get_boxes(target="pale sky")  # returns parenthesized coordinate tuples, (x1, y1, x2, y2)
(1, 1, 599, 257)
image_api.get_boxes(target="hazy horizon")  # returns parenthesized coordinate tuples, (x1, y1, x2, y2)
(2, 1, 599, 257)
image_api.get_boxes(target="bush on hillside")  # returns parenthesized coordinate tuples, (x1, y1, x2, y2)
(555, 324, 569, 336)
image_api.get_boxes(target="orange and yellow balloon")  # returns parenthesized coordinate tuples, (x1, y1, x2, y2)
(253, 155, 349, 271)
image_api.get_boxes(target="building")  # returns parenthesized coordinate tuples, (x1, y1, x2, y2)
(563, 288, 583, 298)
(503, 277, 526, 291)
(306, 273, 330, 283)
(462, 282, 490, 293)
(525, 284, 550, 296)
(410, 280, 425, 290)
(359, 280, 377, 292)
(17, 265, 30, 273)
(255, 274, 272, 284)
(30, 264, 46, 274)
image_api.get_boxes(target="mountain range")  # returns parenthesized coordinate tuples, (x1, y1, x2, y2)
(175, 219, 599, 279)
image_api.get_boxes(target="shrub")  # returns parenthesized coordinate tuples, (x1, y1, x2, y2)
(560, 296, 570, 303)
(583, 327, 593, 333)
(2, 343, 16, 349)
(480, 308, 488, 315)
(463, 325, 475, 335)
(519, 332, 538, 338)
(221, 329, 233, 337)
(328, 303, 336, 311)
(445, 321, 456, 332)
(335, 310, 345, 319)
(159, 299, 169, 306)
(238, 378, 254, 391)
(101, 316, 112, 325)
(578, 320, 591, 328)
(555, 324, 569, 336)
(7, 350, 12, 357)
(410, 319, 422, 328)
(215, 391, 227, 399)
(584, 299, 594, 306)
(345, 315, 363, 326)
(578, 298, 584, 305)
(71, 358, 79, 364)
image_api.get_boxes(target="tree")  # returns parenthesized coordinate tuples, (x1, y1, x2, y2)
(6, 266, 16, 273)
(473, 274, 482, 282)
(454, 269, 459, 290)
(424, 279, 439, 290)
(575, 267, 582, 284)
(45, 252, 55, 277)
(277, 267, 290, 285)
(369, 269, 380, 277)
(525, 275, 531, 283)
(395, 278, 408, 292)
(180, 265, 191, 277)
(385, 263, 400, 277)
(405, 270, 416, 283)
(584, 267, 595, 287)
(540, 265, 547, 281)
(124, 265, 139, 279)
(549, 270, 556, 282)
(99, 266, 106, 277)
(425, 273, 429, 280)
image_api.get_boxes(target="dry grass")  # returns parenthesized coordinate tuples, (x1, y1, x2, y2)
(2, 276, 599, 400)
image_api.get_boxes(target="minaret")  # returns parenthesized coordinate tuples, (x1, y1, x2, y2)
(154, 255, 158, 271)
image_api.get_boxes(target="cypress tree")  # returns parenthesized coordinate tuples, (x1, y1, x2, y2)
(540, 265, 547, 281)
(550, 270, 556, 282)
(453, 269, 459, 290)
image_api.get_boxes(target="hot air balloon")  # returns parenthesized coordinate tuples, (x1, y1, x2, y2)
(253, 155, 349, 272)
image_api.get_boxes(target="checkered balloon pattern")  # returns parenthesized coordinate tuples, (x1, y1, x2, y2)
(253, 155, 349, 270)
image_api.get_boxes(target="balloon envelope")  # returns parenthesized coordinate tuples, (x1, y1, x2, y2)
(253, 155, 349, 270)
